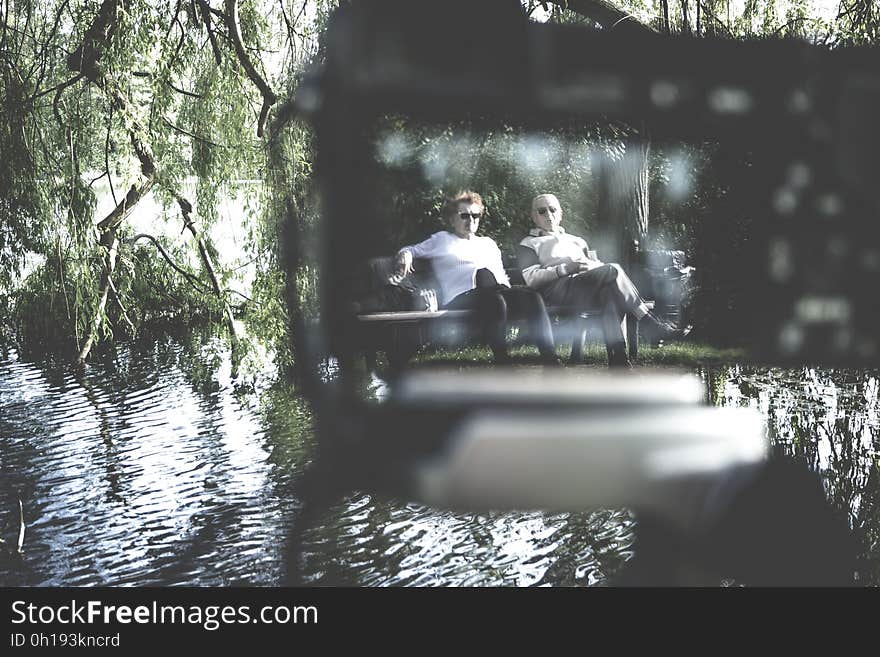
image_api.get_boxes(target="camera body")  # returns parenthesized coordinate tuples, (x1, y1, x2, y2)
(304, 0, 880, 368)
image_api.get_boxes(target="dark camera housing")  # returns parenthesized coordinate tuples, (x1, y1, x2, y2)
(295, 0, 880, 372)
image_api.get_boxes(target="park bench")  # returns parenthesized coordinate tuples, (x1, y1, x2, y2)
(354, 256, 648, 368)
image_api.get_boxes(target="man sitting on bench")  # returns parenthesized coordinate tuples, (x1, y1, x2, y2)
(518, 193, 690, 368)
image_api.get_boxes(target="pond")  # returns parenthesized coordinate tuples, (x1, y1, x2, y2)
(0, 337, 877, 586)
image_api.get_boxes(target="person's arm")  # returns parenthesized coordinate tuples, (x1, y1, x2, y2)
(518, 242, 573, 288)
(486, 239, 510, 287)
(396, 233, 440, 276)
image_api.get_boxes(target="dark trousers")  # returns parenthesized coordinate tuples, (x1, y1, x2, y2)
(444, 285, 556, 359)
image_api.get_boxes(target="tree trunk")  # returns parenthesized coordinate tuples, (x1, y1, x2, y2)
(544, 0, 654, 268)
(177, 197, 241, 342)
(71, 0, 239, 365)
(76, 181, 153, 367)
(681, 0, 691, 34)
(70, 0, 155, 366)
(592, 141, 649, 267)
(543, 0, 657, 34)
(661, 0, 670, 33)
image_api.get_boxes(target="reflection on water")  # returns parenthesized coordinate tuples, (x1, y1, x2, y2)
(709, 366, 880, 583)
(0, 339, 877, 585)
(0, 338, 311, 586)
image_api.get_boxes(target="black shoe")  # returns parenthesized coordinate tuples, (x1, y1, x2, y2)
(658, 321, 693, 340)
(493, 350, 512, 365)
(540, 353, 564, 366)
(648, 312, 692, 340)
(607, 344, 632, 369)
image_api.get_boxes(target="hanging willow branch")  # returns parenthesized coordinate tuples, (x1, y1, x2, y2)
(130, 233, 211, 294)
(223, 0, 277, 137)
(67, 0, 157, 365)
(195, 0, 223, 64)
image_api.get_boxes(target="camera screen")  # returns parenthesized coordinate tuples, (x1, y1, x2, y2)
(316, 107, 880, 372)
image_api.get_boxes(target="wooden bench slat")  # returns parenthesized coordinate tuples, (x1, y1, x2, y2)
(357, 309, 472, 322)
(356, 301, 652, 324)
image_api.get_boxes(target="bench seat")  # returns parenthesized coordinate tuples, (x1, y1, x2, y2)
(355, 279, 652, 366)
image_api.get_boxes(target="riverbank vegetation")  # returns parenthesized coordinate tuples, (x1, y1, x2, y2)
(2, 0, 878, 375)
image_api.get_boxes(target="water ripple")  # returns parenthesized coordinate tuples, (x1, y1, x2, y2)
(3, 349, 879, 585)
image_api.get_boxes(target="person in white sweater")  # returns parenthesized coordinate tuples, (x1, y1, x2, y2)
(518, 193, 689, 367)
(396, 191, 559, 364)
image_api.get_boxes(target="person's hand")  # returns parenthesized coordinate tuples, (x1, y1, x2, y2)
(555, 261, 582, 277)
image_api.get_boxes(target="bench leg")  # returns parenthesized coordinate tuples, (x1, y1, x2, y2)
(627, 315, 639, 360)
(386, 324, 421, 372)
(569, 318, 588, 364)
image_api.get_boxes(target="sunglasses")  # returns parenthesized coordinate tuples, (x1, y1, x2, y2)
(536, 206, 559, 216)
(458, 212, 483, 220)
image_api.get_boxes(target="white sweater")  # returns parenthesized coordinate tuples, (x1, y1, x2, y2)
(399, 231, 510, 306)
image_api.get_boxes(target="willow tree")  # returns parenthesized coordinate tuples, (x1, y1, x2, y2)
(0, 0, 319, 365)
(531, 0, 656, 265)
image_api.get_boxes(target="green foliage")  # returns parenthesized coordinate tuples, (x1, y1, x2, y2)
(1, 0, 304, 362)
(116, 238, 225, 327)
(368, 118, 633, 261)
(245, 263, 294, 370)
(13, 257, 83, 354)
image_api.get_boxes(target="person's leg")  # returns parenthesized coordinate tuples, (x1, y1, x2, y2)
(596, 282, 631, 368)
(606, 263, 691, 338)
(444, 288, 509, 361)
(499, 286, 558, 361)
(606, 263, 651, 319)
(563, 267, 628, 362)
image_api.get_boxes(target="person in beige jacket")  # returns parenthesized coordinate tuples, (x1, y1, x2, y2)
(518, 193, 689, 367)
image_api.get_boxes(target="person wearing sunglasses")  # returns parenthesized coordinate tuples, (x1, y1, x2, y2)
(395, 190, 560, 364)
(518, 193, 690, 368)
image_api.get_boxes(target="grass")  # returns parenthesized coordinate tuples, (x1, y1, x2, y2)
(409, 340, 747, 369)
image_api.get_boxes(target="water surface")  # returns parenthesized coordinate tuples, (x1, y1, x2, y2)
(1, 340, 877, 585)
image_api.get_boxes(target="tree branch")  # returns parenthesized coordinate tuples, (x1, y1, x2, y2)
(162, 117, 224, 148)
(104, 105, 117, 205)
(176, 197, 242, 339)
(542, 0, 656, 33)
(195, 0, 223, 64)
(698, 1, 734, 38)
(167, 81, 203, 98)
(130, 233, 211, 294)
(28, 0, 71, 90)
(771, 16, 826, 38)
(106, 271, 136, 333)
(97, 182, 154, 235)
(28, 73, 83, 103)
(66, 0, 119, 80)
(223, 0, 277, 137)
